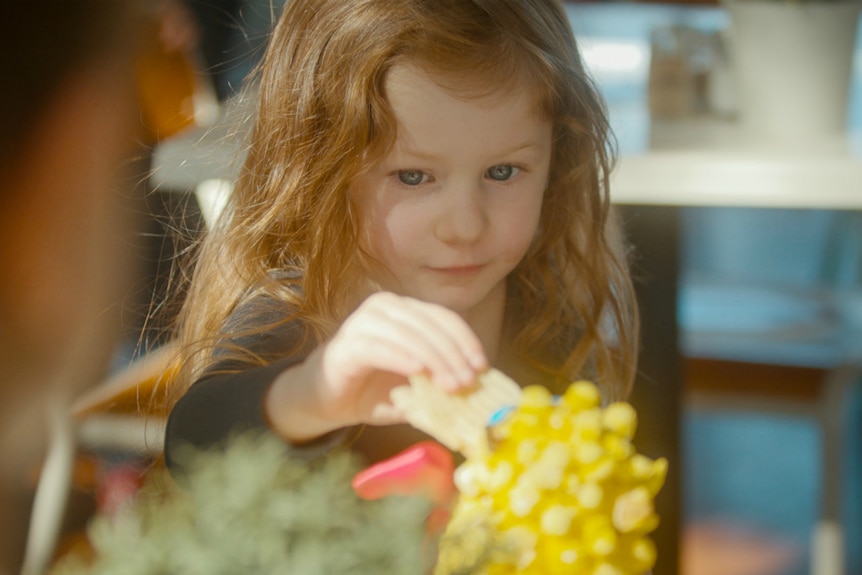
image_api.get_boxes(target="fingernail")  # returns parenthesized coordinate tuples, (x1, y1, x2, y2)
(469, 354, 487, 371)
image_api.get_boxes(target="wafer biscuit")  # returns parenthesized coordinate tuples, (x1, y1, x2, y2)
(390, 369, 523, 459)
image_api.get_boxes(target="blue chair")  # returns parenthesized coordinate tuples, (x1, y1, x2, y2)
(678, 207, 862, 575)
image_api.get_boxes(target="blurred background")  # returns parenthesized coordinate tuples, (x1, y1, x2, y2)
(562, 2, 862, 575)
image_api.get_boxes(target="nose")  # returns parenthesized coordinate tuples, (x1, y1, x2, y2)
(434, 180, 487, 245)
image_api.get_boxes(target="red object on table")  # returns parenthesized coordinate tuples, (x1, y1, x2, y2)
(352, 441, 457, 532)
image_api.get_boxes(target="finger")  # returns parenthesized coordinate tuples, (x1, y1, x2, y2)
(343, 323, 464, 392)
(325, 331, 423, 387)
(378, 298, 487, 391)
(405, 298, 487, 370)
(359, 373, 409, 425)
(367, 401, 407, 426)
(344, 293, 486, 391)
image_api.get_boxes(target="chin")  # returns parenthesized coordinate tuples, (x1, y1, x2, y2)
(424, 286, 498, 316)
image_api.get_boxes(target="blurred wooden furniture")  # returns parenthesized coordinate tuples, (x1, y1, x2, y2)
(22, 344, 179, 575)
(70, 343, 179, 454)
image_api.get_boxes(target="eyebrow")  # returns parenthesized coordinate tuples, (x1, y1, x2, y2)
(397, 140, 546, 161)
(503, 141, 546, 155)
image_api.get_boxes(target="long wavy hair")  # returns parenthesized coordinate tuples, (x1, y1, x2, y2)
(170, 0, 639, 403)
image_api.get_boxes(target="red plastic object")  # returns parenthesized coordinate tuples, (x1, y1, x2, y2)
(351, 440, 456, 506)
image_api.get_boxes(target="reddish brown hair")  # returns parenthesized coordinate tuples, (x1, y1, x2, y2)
(173, 0, 638, 401)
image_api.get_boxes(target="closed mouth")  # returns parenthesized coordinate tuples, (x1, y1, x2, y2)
(428, 264, 485, 275)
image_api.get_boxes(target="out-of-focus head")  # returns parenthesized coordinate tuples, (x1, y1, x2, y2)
(0, 1, 142, 402)
(0, 2, 143, 571)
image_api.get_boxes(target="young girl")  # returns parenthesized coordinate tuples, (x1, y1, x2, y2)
(164, 0, 639, 470)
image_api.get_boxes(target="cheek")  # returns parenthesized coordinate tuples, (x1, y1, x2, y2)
(358, 196, 425, 267)
(499, 194, 544, 259)
(383, 206, 427, 260)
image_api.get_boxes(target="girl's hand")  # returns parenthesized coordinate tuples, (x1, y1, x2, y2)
(265, 292, 488, 442)
(318, 292, 488, 426)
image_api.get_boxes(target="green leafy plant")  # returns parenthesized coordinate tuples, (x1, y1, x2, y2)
(53, 432, 433, 575)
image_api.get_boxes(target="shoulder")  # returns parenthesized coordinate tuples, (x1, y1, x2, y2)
(223, 269, 304, 330)
(208, 269, 310, 372)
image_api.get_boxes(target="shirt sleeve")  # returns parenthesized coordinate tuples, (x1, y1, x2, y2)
(164, 356, 299, 470)
(163, 277, 348, 472)
(164, 355, 352, 475)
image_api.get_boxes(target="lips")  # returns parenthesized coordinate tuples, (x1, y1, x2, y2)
(427, 264, 485, 276)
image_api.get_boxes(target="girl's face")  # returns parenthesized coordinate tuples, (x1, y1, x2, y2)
(353, 64, 552, 321)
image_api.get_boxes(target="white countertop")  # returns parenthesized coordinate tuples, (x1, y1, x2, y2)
(610, 118, 862, 209)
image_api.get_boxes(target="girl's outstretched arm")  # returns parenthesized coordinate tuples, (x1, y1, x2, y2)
(264, 292, 488, 444)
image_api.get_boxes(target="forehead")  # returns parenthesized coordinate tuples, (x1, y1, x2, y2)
(375, 64, 553, 174)
(383, 64, 548, 138)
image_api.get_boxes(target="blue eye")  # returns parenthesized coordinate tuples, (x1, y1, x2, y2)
(397, 170, 427, 186)
(486, 165, 519, 181)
